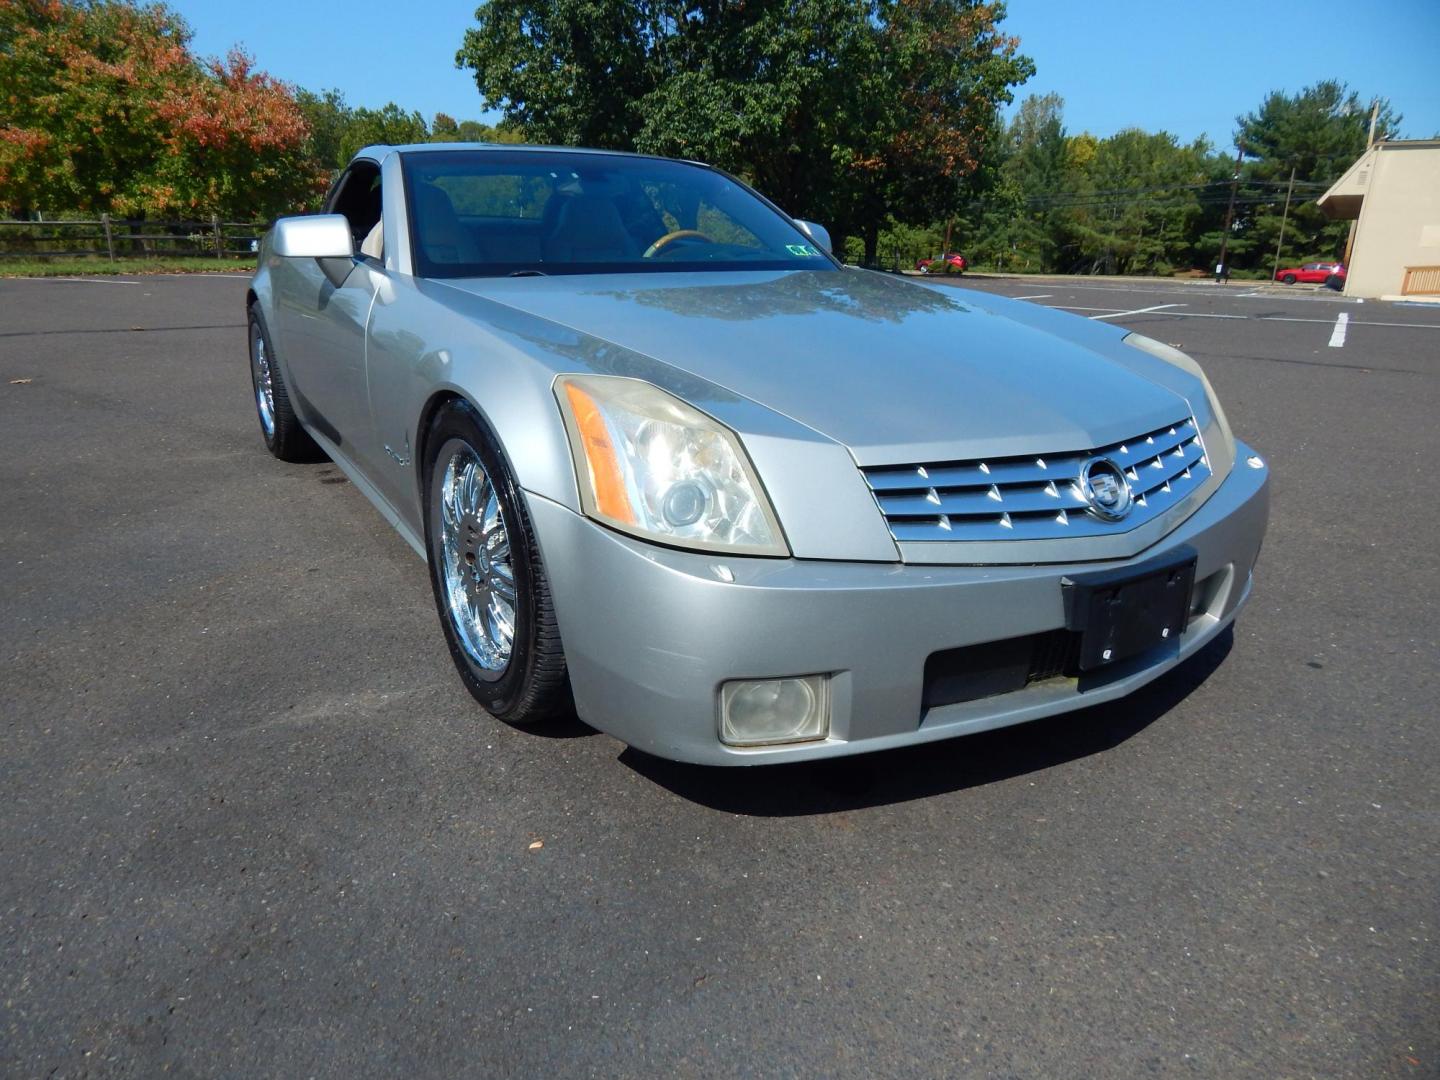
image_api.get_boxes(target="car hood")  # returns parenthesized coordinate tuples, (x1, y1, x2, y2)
(438, 269, 1196, 465)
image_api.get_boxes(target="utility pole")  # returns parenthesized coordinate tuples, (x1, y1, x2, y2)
(1271, 165, 1297, 282)
(1216, 145, 1243, 282)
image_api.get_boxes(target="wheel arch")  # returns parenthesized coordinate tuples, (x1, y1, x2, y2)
(414, 389, 468, 500)
(410, 364, 581, 517)
(414, 389, 535, 509)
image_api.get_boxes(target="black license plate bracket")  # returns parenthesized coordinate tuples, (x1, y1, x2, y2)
(1061, 547, 1196, 672)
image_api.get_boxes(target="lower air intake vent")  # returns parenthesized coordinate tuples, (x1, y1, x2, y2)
(922, 630, 1081, 709)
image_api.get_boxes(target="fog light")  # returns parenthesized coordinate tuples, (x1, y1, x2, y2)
(719, 675, 830, 746)
(1246, 455, 1265, 469)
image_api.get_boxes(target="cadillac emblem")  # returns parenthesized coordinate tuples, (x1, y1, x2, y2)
(1078, 457, 1134, 521)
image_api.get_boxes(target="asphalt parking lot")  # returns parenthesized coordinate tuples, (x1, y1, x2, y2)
(2, 270, 1437, 1078)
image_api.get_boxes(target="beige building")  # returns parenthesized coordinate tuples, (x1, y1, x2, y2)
(1318, 139, 1440, 300)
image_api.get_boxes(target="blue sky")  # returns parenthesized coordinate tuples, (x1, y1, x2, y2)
(178, 0, 1440, 146)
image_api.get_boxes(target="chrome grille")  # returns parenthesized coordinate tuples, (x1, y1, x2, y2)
(862, 417, 1210, 543)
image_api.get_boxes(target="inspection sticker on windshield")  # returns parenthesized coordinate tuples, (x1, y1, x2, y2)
(786, 244, 823, 257)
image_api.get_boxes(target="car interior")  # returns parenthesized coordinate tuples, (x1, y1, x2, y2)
(410, 175, 703, 267)
(328, 163, 384, 261)
(409, 158, 795, 273)
(323, 153, 822, 275)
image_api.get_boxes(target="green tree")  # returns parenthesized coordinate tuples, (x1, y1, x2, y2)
(908, 79, 1403, 278)
(429, 112, 528, 144)
(338, 102, 429, 161)
(1060, 129, 1219, 275)
(993, 92, 1071, 268)
(296, 90, 430, 174)
(296, 87, 352, 172)
(456, 0, 1031, 261)
(1232, 80, 1401, 269)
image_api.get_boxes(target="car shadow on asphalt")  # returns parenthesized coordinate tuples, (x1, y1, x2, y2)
(620, 626, 1234, 816)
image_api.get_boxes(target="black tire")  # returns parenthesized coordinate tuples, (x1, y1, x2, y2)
(248, 307, 322, 462)
(422, 399, 571, 725)
(1324, 274, 1344, 291)
(1281, 273, 1297, 285)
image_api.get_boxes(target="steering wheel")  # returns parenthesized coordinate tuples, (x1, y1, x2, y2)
(642, 230, 714, 259)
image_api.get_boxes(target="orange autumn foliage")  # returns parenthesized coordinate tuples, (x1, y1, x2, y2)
(0, 0, 327, 217)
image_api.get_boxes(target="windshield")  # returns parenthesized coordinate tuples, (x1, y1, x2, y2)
(400, 149, 835, 278)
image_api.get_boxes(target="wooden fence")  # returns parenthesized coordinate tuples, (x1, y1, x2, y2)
(0, 216, 267, 260)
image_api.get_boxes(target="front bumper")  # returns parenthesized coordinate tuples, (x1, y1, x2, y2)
(528, 440, 1270, 765)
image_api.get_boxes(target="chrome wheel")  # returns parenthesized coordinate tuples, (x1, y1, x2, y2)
(439, 443, 516, 677)
(251, 332, 276, 437)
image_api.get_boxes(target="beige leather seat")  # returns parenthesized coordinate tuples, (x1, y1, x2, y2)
(360, 219, 383, 261)
(541, 195, 638, 262)
(414, 183, 486, 264)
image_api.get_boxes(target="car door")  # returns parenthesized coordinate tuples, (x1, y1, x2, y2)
(358, 160, 431, 527)
(270, 160, 384, 469)
(363, 161, 553, 529)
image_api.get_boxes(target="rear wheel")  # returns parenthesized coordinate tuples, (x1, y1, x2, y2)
(423, 400, 571, 724)
(1281, 273, 1297, 285)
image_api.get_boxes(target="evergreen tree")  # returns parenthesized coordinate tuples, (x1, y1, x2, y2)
(1234, 80, 1401, 268)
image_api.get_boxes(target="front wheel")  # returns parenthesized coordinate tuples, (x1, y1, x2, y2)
(1281, 273, 1297, 285)
(248, 308, 321, 462)
(423, 400, 571, 724)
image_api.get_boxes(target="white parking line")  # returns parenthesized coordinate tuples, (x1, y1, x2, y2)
(1089, 303, 1181, 321)
(1328, 313, 1350, 348)
(1255, 316, 1440, 329)
(1010, 293, 1053, 300)
(37, 277, 139, 285)
(1010, 281, 1222, 299)
(1159, 311, 1247, 319)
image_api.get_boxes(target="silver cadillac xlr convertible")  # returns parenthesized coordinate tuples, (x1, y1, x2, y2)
(247, 144, 1269, 764)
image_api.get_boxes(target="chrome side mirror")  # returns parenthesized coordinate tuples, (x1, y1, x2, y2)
(794, 219, 832, 254)
(271, 214, 355, 286)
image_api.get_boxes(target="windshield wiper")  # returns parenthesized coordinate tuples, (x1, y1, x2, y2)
(506, 269, 548, 277)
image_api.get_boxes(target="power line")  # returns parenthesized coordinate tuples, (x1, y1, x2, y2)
(1019, 180, 1326, 207)
(1031, 193, 1316, 205)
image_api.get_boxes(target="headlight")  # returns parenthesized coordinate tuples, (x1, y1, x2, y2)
(1122, 332, 1236, 473)
(555, 374, 789, 556)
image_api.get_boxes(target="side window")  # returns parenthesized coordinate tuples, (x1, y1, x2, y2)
(328, 162, 384, 257)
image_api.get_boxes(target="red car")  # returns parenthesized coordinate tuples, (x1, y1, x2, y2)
(1275, 262, 1346, 285)
(916, 252, 967, 274)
